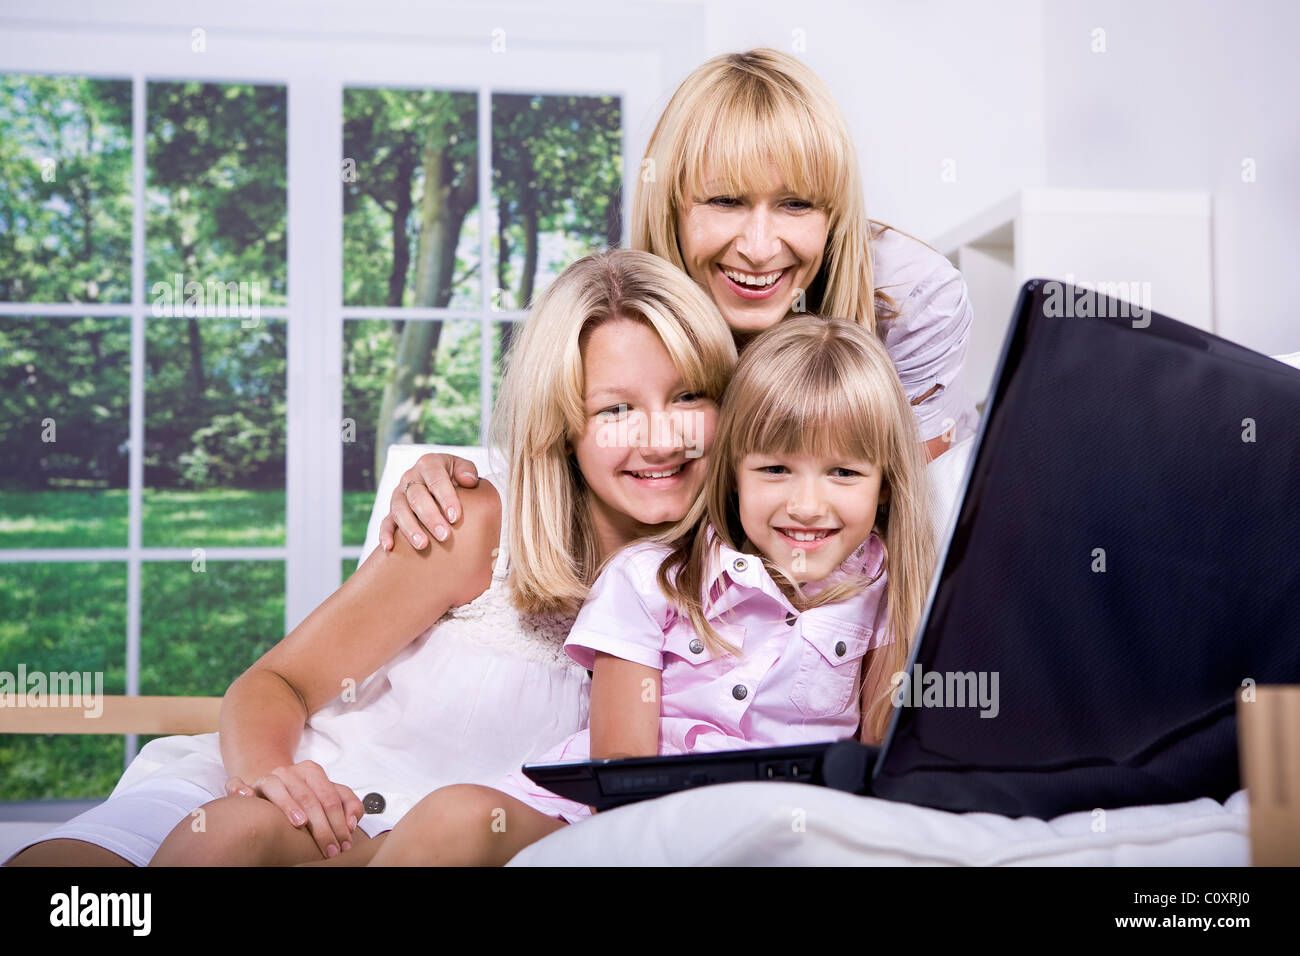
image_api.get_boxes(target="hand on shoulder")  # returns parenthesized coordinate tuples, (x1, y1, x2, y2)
(365, 477, 502, 608)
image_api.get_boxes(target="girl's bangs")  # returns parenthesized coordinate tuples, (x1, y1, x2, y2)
(729, 360, 890, 469)
(628, 299, 731, 401)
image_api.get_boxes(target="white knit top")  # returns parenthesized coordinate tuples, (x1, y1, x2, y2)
(111, 473, 592, 835)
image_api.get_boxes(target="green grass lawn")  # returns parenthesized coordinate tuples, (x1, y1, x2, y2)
(0, 487, 381, 801)
(0, 561, 128, 799)
(142, 489, 285, 547)
(343, 490, 373, 546)
(0, 489, 377, 548)
(0, 489, 130, 548)
(0, 555, 284, 800)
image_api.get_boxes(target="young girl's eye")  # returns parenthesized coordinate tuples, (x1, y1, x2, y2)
(598, 403, 629, 418)
(784, 199, 814, 211)
(708, 196, 740, 208)
(677, 392, 702, 403)
(830, 467, 860, 477)
(757, 465, 788, 475)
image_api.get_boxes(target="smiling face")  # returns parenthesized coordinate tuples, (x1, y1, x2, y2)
(735, 449, 885, 585)
(676, 163, 830, 337)
(571, 316, 719, 556)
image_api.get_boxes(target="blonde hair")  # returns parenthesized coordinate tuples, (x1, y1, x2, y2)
(491, 248, 737, 617)
(632, 47, 930, 333)
(655, 315, 936, 743)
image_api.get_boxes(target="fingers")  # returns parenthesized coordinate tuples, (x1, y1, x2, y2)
(296, 761, 356, 855)
(253, 772, 312, 839)
(382, 454, 477, 552)
(255, 764, 352, 859)
(388, 469, 432, 552)
(334, 783, 366, 834)
(224, 776, 254, 798)
(406, 482, 450, 544)
(379, 513, 397, 553)
(449, 456, 480, 487)
(409, 453, 467, 542)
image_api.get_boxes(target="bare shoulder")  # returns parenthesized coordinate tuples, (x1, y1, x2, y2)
(453, 477, 503, 555)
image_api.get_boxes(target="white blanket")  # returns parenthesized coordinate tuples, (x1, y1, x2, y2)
(509, 782, 1249, 866)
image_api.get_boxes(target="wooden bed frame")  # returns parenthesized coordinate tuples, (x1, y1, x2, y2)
(0, 696, 221, 735)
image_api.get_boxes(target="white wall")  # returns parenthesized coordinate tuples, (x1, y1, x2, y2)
(1041, 0, 1299, 355)
(687, 0, 1297, 354)
(689, 0, 1049, 243)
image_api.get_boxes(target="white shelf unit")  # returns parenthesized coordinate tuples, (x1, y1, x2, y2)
(931, 187, 1214, 406)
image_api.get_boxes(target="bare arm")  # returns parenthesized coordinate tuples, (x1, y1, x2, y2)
(910, 384, 956, 462)
(588, 652, 661, 760)
(218, 478, 501, 853)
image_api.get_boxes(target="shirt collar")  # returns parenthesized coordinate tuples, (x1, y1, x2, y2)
(702, 524, 886, 621)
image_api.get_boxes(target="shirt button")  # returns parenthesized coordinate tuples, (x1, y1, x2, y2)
(689, 638, 704, 654)
(732, 684, 748, 700)
(732, 557, 747, 573)
(785, 612, 797, 626)
(363, 792, 386, 814)
(835, 640, 847, 657)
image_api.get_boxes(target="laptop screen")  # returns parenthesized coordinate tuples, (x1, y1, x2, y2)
(872, 279, 1300, 818)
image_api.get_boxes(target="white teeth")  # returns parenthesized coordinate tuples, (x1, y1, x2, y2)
(781, 529, 833, 541)
(723, 268, 783, 287)
(629, 464, 684, 480)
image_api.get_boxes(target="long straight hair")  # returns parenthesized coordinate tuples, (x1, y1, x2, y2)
(654, 316, 936, 742)
(631, 47, 936, 332)
(491, 249, 737, 617)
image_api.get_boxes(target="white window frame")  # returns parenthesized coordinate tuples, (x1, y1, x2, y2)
(0, 0, 696, 767)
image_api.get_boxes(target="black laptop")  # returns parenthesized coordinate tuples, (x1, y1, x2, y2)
(525, 279, 1300, 819)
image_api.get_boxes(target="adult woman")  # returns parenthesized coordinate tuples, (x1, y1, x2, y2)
(4, 250, 736, 866)
(382, 48, 976, 551)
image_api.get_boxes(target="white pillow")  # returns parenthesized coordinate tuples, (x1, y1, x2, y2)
(1272, 350, 1300, 370)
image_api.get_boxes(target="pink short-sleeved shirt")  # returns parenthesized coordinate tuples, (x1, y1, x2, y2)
(493, 526, 890, 823)
(871, 224, 980, 444)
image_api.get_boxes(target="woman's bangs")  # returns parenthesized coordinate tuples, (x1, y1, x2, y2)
(677, 91, 843, 210)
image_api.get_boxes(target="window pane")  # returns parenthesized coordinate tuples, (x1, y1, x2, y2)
(341, 317, 482, 544)
(140, 561, 283, 696)
(0, 75, 132, 304)
(146, 81, 287, 307)
(144, 317, 286, 547)
(0, 561, 126, 800)
(0, 315, 130, 547)
(491, 93, 622, 310)
(343, 89, 479, 308)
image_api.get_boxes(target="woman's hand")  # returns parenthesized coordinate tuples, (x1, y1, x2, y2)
(225, 762, 367, 859)
(380, 454, 481, 551)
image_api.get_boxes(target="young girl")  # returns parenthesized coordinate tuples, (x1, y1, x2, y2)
(367, 314, 936, 865)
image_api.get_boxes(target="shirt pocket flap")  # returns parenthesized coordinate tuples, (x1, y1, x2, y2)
(663, 622, 744, 665)
(798, 617, 873, 666)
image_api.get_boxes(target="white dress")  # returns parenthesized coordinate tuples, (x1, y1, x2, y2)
(5, 474, 591, 865)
